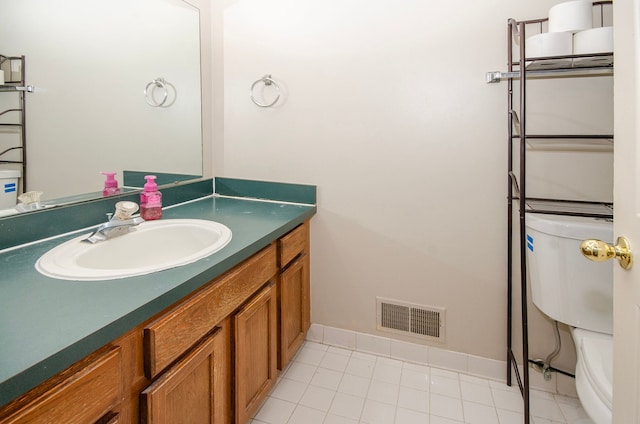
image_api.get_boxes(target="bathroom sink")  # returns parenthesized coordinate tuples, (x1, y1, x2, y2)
(36, 219, 232, 281)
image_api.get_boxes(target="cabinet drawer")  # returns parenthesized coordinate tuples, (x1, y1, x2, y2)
(1, 346, 122, 424)
(144, 244, 277, 379)
(278, 223, 308, 267)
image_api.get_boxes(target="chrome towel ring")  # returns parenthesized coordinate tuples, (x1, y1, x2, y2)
(250, 75, 281, 107)
(144, 77, 169, 107)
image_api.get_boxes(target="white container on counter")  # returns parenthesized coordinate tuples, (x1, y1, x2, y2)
(0, 170, 20, 209)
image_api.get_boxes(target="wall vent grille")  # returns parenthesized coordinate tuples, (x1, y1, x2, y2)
(376, 297, 445, 342)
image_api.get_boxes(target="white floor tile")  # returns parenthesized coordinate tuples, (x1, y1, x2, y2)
(373, 361, 403, 385)
(463, 400, 500, 424)
(401, 367, 430, 392)
(530, 395, 567, 422)
(430, 414, 465, 424)
(496, 408, 524, 424)
(376, 356, 404, 368)
(360, 399, 397, 424)
(324, 414, 359, 424)
(284, 361, 317, 384)
(288, 405, 326, 424)
(328, 392, 366, 420)
(430, 374, 461, 399)
(430, 393, 464, 422)
(310, 367, 344, 390)
(304, 340, 329, 352)
(328, 345, 354, 357)
(299, 384, 335, 411)
(253, 397, 296, 424)
(557, 400, 592, 423)
(531, 417, 566, 424)
(345, 356, 376, 379)
(460, 373, 492, 387)
(397, 386, 429, 413)
(491, 387, 525, 413)
(252, 340, 585, 424)
(270, 378, 308, 403)
(367, 380, 400, 405)
(320, 351, 350, 372)
(489, 380, 519, 392)
(431, 368, 460, 381)
(294, 346, 326, 366)
(461, 381, 494, 406)
(337, 373, 370, 398)
(352, 350, 379, 362)
(394, 407, 429, 424)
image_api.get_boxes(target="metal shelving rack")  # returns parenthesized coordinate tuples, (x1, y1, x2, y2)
(0, 55, 33, 193)
(487, 3, 613, 423)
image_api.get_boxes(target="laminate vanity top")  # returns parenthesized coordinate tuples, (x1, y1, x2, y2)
(0, 179, 316, 406)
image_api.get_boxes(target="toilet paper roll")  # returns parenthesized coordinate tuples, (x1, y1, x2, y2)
(549, 0, 593, 33)
(526, 32, 573, 59)
(574, 26, 613, 54)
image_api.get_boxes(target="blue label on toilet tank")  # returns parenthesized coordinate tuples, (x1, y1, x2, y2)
(526, 234, 534, 252)
(3, 182, 16, 193)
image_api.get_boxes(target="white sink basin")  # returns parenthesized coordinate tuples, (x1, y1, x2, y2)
(36, 219, 232, 281)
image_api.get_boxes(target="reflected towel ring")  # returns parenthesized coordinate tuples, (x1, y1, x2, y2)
(145, 77, 169, 107)
(250, 75, 281, 107)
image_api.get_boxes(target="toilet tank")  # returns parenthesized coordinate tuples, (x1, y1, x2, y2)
(525, 213, 613, 335)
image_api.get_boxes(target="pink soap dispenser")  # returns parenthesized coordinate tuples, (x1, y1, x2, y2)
(101, 172, 121, 197)
(140, 175, 162, 220)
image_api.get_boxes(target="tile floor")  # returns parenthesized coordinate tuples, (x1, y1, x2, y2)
(251, 341, 594, 424)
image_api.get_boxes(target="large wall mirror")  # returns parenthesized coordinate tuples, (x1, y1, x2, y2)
(0, 0, 203, 209)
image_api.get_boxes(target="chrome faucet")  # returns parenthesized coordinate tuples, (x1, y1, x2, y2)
(83, 201, 144, 244)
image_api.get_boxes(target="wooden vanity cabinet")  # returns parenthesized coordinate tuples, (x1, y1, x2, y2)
(277, 222, 311, 370)
(0, 220, 311, 424)
(141, 245, 277, 424)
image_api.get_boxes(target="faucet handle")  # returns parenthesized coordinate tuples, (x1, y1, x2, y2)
(106, 212, 114, 221)
(114, 201, 139, 220)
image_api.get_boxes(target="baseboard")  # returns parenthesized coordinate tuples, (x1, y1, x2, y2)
(306, 323, 577, 398)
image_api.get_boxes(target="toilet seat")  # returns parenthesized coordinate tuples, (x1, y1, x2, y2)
(572, 328, 612, 424)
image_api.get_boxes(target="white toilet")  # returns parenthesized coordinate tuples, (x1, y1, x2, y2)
(526, 213, 613, 424)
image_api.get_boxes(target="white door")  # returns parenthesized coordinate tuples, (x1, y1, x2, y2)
(613, 0, 640, 422)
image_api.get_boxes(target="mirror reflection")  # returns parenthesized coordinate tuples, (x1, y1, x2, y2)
(0, 0, 203, 212)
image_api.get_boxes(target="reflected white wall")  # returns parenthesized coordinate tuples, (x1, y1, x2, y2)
(0, 0, 202, 200)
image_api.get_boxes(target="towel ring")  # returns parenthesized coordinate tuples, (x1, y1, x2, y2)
(145, 77, 169, 107)
(250, 75, 281, 107)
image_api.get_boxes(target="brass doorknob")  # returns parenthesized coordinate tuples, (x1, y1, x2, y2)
(580, 237, 633, 270)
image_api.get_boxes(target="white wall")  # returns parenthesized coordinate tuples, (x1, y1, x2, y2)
(221, 0, 613, 372)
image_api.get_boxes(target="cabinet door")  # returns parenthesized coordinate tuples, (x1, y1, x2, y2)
(279, 253, 310, 369)
(141, 323, 230, 424)
(234, 282, 278, 424)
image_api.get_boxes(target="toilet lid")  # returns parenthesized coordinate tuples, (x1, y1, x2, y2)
(580, 334, 613, 409)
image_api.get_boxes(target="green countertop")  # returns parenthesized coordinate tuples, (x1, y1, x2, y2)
(0, 180, 316, 407)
